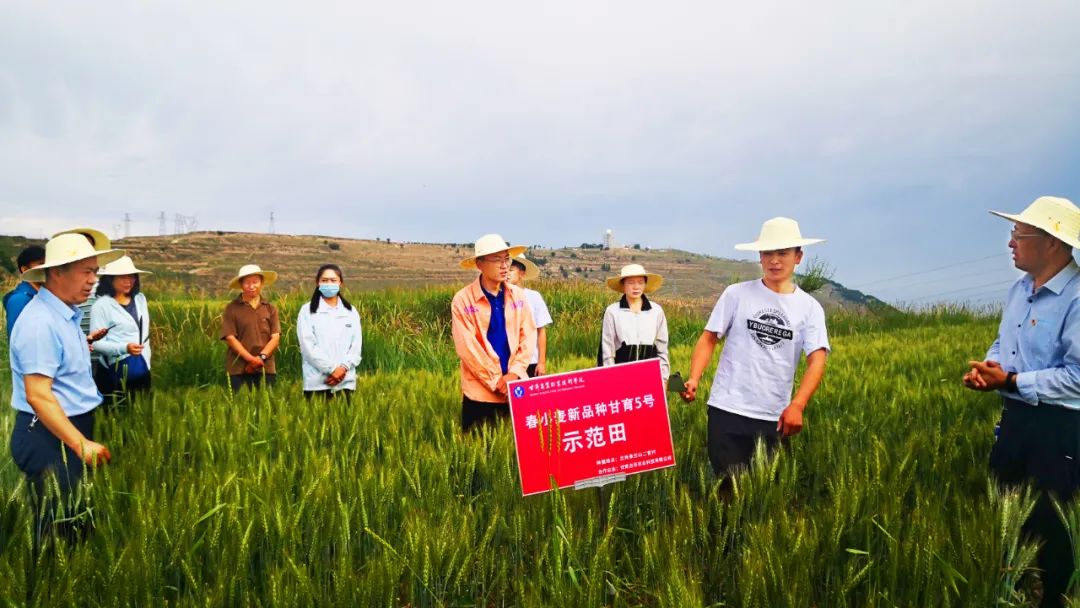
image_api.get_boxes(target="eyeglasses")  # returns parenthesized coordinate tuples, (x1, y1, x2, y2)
(479, 256, 512, 267)
(1010, 230, 1046, 241)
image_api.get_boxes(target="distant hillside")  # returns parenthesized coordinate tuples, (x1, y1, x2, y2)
(0, 232, 886, 310)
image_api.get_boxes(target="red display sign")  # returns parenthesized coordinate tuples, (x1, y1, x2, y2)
(507, 359, 676, 496)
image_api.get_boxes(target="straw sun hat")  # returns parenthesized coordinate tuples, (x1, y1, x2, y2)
(735, 217, 824, 252)
(229, 264, 278, 290)
(52, 227, 112, 251)
(511, 254, 540, 280)
(606, 264, 663, 294)
(99, 256, 153, 276)
(21, 233, 125, 283)
(460, 234, 527, 270)
(990, 196, 1080, 249)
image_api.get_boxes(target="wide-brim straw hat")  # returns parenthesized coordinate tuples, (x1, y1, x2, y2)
(990, 196, 1080, 249)
(52, 227, 112, 252)
(734, 217, 825, 251)
(21, 233, 125, 283)
(229, 264, 278, 290)
(606, 263, 663, 294)
(511, 254, 540, 280)
(460, 234, 527, 270)
(99, 256, 153, 276)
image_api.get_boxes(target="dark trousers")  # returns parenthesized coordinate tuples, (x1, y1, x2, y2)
(991, 399, 1080, 607)
(304, 389, 353, 403)
(92, 363, 152, 406)
(707, 407, 787, 476)
(462, 395, 509, 432)
(526, 364, 538, 378)
(10, 410, 96, 544)
(230, 373, 277, 392)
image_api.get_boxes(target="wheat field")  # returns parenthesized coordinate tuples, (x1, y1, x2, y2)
(0, 283, 1070, 606)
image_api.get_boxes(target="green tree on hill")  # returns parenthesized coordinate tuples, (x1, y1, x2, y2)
(796, 256, 834, 293)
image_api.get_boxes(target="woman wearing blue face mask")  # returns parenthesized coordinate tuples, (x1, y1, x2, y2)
(297, 264, 363, 401)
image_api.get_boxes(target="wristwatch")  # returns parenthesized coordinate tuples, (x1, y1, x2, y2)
(1005, 372, 1017, 391)
(259, 353, 268, 361)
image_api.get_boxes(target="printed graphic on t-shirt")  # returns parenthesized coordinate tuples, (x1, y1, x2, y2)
(746, 307, 793, 350)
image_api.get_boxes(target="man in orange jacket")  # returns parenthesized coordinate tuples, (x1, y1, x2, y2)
(451, 233, 537, 432)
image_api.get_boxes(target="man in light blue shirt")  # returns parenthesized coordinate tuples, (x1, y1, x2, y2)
(964, 196, 1080, 608)
(9, 232, 123, 543)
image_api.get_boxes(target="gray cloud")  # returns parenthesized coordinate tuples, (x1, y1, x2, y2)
(2, 1, 1078, 301)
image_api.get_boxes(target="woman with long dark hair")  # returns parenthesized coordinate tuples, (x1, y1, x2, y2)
(89, 256, 153, 404)
(297, 264, 363, 400)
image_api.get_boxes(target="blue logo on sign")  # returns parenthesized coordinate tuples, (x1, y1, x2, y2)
(513, 386, 525, 399)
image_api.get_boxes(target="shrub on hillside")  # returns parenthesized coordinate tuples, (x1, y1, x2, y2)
(796, 256, 834, 293)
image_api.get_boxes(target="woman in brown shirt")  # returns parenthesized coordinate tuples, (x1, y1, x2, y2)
(220, 264, 281, 391)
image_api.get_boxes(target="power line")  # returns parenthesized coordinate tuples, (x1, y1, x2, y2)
(850, 253, 1009, 289)
(926, 286, 1011, 304)
(965, 289, 1012, 303)
(904, 278, 1017, 302)
(872, 266, 1020, 294)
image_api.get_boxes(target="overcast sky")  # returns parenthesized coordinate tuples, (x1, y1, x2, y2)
(2, 1, 1078, 304)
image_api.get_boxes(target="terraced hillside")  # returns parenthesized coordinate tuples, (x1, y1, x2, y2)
(0, 232, 883, 309)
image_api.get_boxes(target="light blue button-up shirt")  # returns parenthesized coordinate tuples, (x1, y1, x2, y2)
(987, 260, 1080, 409)
(9, 287, 102, 416)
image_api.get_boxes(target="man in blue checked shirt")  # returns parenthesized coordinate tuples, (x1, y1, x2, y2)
(9, 232, 124, 544)
(964, 196, 1080, 608)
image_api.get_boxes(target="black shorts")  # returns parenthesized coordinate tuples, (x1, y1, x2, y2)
(707, 407, 786, 475)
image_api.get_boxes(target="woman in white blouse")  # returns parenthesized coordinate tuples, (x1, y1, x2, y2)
(297, 264, 363, 401)
(599, 264, 670, 381)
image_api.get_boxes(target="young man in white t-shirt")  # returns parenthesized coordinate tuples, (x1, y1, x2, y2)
(681, 217, 830, 478)
(508, 255, 553, 377)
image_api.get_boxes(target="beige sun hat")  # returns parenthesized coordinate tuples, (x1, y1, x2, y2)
(21, 233, 125, 283)
(99, 256, 153, 276)
(460, 234, 527, 270)
(990, 196, 1080, 249)
(52, 227, 112, 252)
(735, 217, 825, 251)
(606, 263, 663, 294)
(229, 264, 278, 290)
(511, 254, 540, 280)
